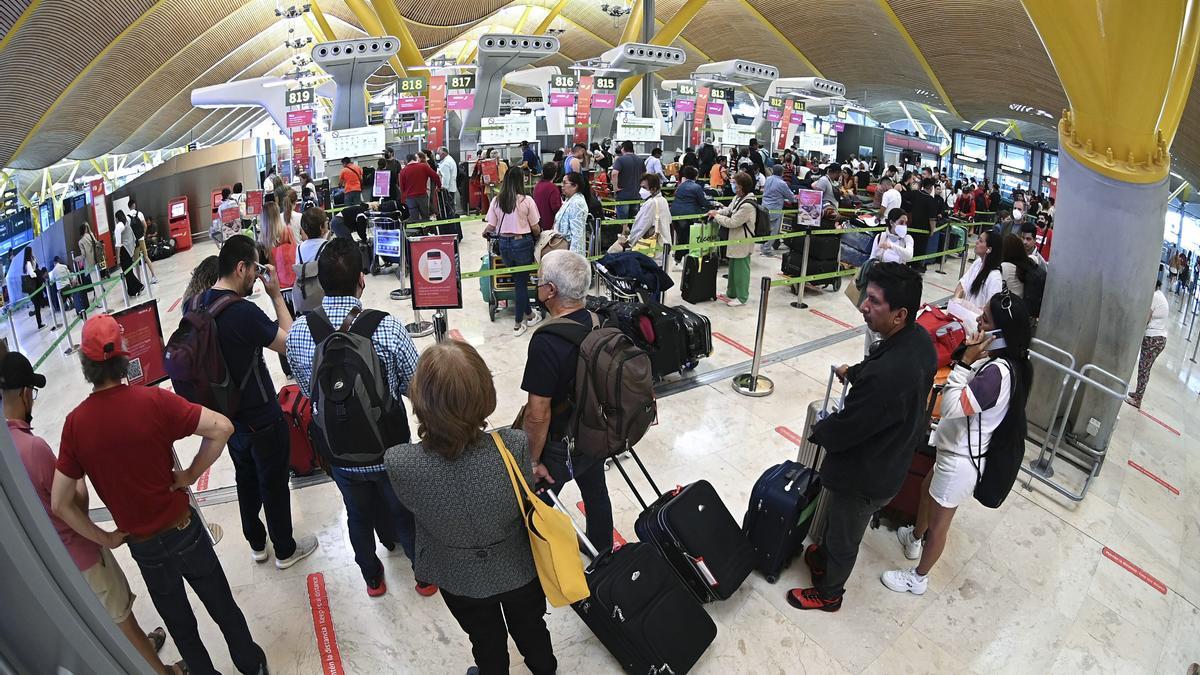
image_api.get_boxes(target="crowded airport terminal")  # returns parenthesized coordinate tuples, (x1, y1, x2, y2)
(2, 0, 1200, 673)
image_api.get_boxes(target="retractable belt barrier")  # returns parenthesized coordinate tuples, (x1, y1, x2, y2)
(30, 254, 141, 370)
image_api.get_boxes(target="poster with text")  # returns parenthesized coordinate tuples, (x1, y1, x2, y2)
(447, 92, 475, 110)
(397, 96, 426, 114)
(287, 109, 314, 128)
(408, 235, 461, 310)
(574, 76, 593, 146)
(796, 189, 823, 226)
(112, 300, 167, 387)
(373, 170, 390, 198)
(88, 179, 115, 267)
(292, 129, 309, 168)
(427, 75, 446, 149)
(245, 190, 263, 217)
(690, 87, 710, 147)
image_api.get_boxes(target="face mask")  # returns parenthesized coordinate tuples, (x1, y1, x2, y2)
(894, 225, 908, 238)
(639, 188, 652, 199)
(1013, 209, 1023, 219)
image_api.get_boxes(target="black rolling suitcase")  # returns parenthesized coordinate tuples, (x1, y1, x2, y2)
(433, 189, 462, 240)
(680, 253, 718, 304)
(674, 305, 712, 364)
(742, 461, 821, 583)
(642, 303, 687, 378)
(544, 490, 717, 675)
(616, 451, 756, 603)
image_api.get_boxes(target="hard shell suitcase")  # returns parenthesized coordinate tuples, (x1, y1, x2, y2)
(616, 451, 755, 603)
(673, 305, 712, 365)
(643, 303, 687, 379)
(545, 490, 717, 675)
(680, 253, 718, 304)
(808, 230, 841, 261)
(797, 367, 849, 546)
(279, 385, 321, 477)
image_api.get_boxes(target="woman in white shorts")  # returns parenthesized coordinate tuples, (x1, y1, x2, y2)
(881, 291, 1033, 595)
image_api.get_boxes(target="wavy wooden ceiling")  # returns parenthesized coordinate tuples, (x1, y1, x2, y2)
(4, 0, 1200, 185)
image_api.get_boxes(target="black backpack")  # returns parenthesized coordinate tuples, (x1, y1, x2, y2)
(971, 359, 1027, 508)
(1023, 264, 1047, 319)
(308, 307, 410, 466)
(738, 198, 771, 238)
(164, 294, 252, 416)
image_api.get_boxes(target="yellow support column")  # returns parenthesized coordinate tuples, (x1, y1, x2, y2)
(619, 0, 644, 46)
(309, 0, 337, 41)
(370, 0, 432, 74)
(533, 0, 570, 35)
(343, 0, 407, 78)
(615, 0, 710, 106)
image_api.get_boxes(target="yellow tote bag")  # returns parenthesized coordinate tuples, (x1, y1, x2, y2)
(492, 432, 589, 607)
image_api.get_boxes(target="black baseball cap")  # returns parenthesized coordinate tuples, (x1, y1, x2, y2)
(0, 352, 46, 390)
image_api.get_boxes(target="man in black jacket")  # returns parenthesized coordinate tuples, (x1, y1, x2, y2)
(907, 177, 942, 271)
(787, 262, 936, 612)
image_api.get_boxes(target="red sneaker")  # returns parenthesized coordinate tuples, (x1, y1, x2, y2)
(786, 587, 842, 612)
(366, 577, 387, 598)
(804, 544, 826, 578)
(415, 581, 439, 597)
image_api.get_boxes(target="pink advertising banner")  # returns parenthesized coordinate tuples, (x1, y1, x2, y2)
(286, 109, 313, 128)
(397, 96, 426, 114)
(765, 109, 783, 122)
(591, 93, 616, 109)
(548, 92, 576, 108)
(447, 93, 475, 110)
(675, 99, 695, 114)
(706, 101, 725, 115)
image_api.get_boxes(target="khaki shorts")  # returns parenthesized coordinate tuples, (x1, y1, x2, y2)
(82, 547, 136, 623)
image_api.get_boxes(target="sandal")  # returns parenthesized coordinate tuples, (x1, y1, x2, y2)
(147, 627, 166, 653)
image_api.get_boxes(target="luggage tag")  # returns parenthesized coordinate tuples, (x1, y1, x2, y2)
(688, 554, 720, 587)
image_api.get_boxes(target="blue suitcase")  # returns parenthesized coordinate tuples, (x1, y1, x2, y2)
(741, 460, 821, 583)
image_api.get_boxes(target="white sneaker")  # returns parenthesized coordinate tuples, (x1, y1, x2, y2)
(512, 322, 529, 337)
(881, 567, 928, 595)
(897, 526, 924, 560)
(725, 298, 745, 307)
(251, 547, 269, 564)
(525, 312, 544, 328)
(275, 535, 319, 570)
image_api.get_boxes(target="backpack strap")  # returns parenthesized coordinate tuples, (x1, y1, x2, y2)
(535, 312, 599, 344)
(308, 306, 336, 344)
(203, 292, 241, 317)
(347, 308, 388, 338)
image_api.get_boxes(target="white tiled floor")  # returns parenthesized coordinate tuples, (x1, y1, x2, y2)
(14, 225, 1200, 674)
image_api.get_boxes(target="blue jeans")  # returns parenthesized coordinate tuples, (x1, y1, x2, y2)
(615, 202, 640, 221)
(330, 466, 417, 583)
(127, 509, 264, 675)
(345, 190, 362, 206)
(760, 212, 784, 254)
(497, 235, 536, 324)
(228, 415, 296, 559)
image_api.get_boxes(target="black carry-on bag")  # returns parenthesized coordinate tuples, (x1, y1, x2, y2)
(544, 488, 717, 675)
(680, 252, 719, 304)
(615, 450, 756, 603)
(742, 366, 847, 582)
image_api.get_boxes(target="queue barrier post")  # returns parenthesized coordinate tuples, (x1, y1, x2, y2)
(732, 276, 775, 398)
(62, 314, 80, 355)
(119, 266, 130, 308)
(49, 289, 63, 331)
(432, 310, 449, 343)
(936, 222, 952, 275)
(789, 233, 813, 310)
(142, 256, 155, 300)
(1192, 324, 1200, 363)
(958, 232, 970, 279)
(659, 243, 672, 303)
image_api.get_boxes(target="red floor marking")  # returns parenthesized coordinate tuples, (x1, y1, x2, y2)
(1137, 409, 1181, 436)
(448, 329, 465, 342)
(1127, 460, 1181, 495)
(168, 296, 182, 313)
(712, 331, 755, 357)
(809, 309, 854, 329)
(926, 280, 955, 293)
(1101, 548, 1168, 595)
(577, 501, 627, 547)
(196, 467, 211, 492)
(775, 425, 804, 447)
(307, 573, 347, 675)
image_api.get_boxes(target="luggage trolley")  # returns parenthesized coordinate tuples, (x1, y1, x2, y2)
(479, 235, 539, 322)
(367, 211, 405, 277)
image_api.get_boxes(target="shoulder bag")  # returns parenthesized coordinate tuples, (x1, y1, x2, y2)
(492, 431, 589, 607)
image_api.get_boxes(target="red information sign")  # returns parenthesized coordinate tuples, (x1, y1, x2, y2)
(397, 95, 426, 114)
(479, 158, 499, 185)
(111, 300, 168, 387)
(777, 99, 794, 151)
(244, 190, 263, 217)
(427, 76, 446, 149)
(88, 179, 115, 266)
(292, 129, 309, 168)
(574, 75, 593, 146)
(287, 109, 314, 128)
(690, 87, 710, 147)
(408, 235, 462, 310)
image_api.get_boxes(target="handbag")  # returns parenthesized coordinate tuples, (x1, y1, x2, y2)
(534, 229, 568, 262)
(492, 431, 589, 607)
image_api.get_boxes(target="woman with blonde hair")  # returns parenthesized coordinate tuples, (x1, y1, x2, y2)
(385, 340, 557, 675)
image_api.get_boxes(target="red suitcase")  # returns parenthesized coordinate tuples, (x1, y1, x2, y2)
(279, 385, 321, 477)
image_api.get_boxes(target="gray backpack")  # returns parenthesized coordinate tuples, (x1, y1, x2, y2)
(308, 307, 410, 466)
(292, 241, 327, 315)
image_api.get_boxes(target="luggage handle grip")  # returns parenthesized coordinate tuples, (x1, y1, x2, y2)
(610, 447, 662, 510)
(824, 364, 849, 415)
(541, 483, 601, 560)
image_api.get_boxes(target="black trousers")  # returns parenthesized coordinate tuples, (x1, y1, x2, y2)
(227, 415, 296, 559)
(811, 488, 892, 599)
(441, 578, 557, 675)
(118, 247, 144, 297)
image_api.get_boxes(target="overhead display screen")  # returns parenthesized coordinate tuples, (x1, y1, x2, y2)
(999, 142, 1032, 173)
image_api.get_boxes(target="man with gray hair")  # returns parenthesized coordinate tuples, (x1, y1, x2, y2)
(519, 251, 615, 553)
(435, 146, 458, 217)
(761, 164, 794, 256)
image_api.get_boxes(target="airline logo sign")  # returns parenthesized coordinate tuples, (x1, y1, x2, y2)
(574, 76, 594, 145)
(287, 109, 314, 128)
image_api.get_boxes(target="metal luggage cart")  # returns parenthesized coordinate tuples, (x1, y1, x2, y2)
(368, 213, 404, 276)
(593, 262, 647, 303)
(479, 237, 538, 322)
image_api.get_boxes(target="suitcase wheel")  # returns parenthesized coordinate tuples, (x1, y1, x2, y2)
(766, 574, 778, 584)
(488, 297, 497, 322)
(832, 278, 842, 291)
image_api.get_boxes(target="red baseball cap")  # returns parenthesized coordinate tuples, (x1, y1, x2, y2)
(81, 314, 130, 361)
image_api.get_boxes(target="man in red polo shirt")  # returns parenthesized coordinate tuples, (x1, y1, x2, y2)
(398, 152, 442, 223)
(51, 315, 269, 675)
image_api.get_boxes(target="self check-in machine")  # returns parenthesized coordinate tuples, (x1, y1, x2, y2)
(167, 196, 192, 251)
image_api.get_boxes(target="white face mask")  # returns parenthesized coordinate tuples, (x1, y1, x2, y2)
(1013, 209, 1023, 219)
(639, 187, 652, 199)
(894, 225, 908, 238)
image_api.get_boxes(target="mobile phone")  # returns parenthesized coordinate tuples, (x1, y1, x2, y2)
(427, 251, 444, 281)
(255, 263, 271, 283)
(986, 329, 1007, 350)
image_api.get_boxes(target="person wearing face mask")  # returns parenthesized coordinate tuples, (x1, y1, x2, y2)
(623, 173, 672, 251)
(194, 234, 320, 570)
(706, 171, 758, 307)
(787, 262, 936, 612)
(881, 292, 1033, 596)
(871, 209, 915, 264)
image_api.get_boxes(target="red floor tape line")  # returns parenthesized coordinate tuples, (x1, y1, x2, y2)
(1101, 547, 1168, 595)
(1137, 409, 1181, 436)
(809, 309, 855, 329)
(577, 501, 627, 547)
(196, 467, 211, 492)
(168, 296, 182, 313)
(308, 573, 347, 675)
(712, 331, 755, 358)
(925, 280, 955, 294)
(775, 425, 805, 447)
(1127, 460, 1181, 495)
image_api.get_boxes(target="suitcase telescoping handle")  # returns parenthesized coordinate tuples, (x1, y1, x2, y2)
(610, 448, 662, 511)
(823, 364, 849, 417)
(542, 484, 602, 561)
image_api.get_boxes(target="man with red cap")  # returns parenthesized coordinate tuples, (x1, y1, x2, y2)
(51, 314, 270, 675)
